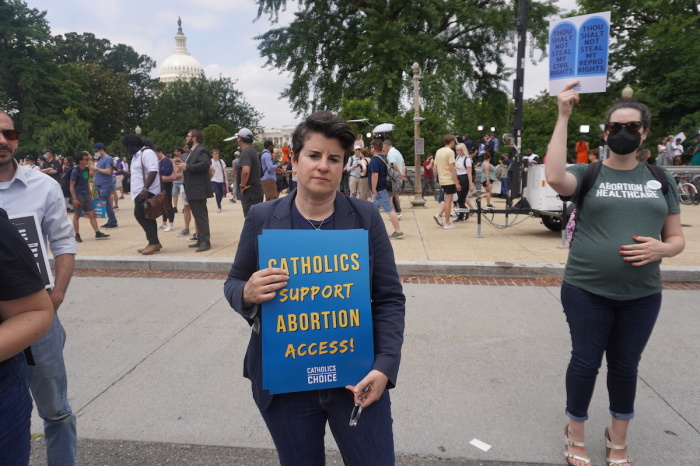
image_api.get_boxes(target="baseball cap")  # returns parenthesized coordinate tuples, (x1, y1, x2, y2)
(234, 151, 241, 156)
(235, 128, 253, 140)
(93, 142, 106, 151)
(41, 149, 53, 155)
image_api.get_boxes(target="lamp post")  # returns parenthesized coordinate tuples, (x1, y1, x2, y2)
(621, 84, 634, 98)
(411, 62, 426, 207)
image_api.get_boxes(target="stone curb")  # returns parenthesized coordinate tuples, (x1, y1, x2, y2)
(53, 256, 700, 282)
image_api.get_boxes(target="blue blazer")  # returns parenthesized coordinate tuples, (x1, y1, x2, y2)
(224, 191, 405, 410)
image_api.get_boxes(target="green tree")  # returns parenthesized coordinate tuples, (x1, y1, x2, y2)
(576, 0, 700, 140)
(203, 124, 237, 164)
(255, 0, 557, 116)
(37, 108, 92, 157)
(392, 108, 450, 166)
(52, 33, 158, 131)
(61, 62, 132, 143)
(0, 0, 78, 152)
(144, 75, 262, 141)
(338, 98, 392, 137)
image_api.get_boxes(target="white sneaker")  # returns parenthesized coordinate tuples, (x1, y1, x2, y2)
(433, 214, 444, 227)
(396, 212, 402, 219)
(443, 223, 456, 229)
(217, 208, 222, 213)
(163, 225, 174, 232)
(158, 224, 166, 229)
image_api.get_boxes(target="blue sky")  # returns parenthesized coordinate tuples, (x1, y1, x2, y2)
(26, 0, 577, 129)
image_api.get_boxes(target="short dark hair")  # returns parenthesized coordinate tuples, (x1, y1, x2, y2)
(264, 140, 274, 150)
(153, 145, 164, 153)
(174, 147, 184, 154)
(605, 98, 652, 130)
(290, 111, 354, 159)
(121, 134, 143, 155)
(370, 139, 384, 152)
(189, 129, 204, 143)
(76, 150, 90, 161)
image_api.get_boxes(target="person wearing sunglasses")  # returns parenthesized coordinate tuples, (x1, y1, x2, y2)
(0, 110, 78, 464)
(545, 82, 685, 466)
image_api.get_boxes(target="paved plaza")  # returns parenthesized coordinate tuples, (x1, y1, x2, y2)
(28, 192, 700, 465)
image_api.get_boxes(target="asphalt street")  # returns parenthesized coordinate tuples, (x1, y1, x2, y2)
(27, 276, 700, 465)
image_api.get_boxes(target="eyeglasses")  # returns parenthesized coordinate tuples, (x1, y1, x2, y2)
(349, 386, 370, 427)
(604, 121, 644, 133)
(0, 129, 20, 141)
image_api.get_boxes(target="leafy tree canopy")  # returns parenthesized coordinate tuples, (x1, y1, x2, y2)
(255, 0, 558, 117)
(37, 108, 92, 158)
(575, 0, 700, 141)
(144, 75, 262, 142)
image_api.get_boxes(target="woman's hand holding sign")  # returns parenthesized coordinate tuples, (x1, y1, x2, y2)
(242, 267, 289, 307)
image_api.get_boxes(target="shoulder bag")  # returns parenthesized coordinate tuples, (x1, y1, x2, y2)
(139, 150, 171, 220)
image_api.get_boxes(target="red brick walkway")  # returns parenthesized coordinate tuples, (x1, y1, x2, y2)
(72, 269, 700, 290)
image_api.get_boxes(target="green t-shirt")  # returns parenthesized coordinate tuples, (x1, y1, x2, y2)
(564, 163, 680, 300)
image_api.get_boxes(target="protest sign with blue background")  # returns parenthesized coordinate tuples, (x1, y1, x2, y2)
(258, 229, 374, 394)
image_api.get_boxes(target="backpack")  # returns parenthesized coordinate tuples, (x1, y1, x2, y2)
(564, 161, 669, 246)
(380, 155, 403, 193)
(259, 150, 269, 177)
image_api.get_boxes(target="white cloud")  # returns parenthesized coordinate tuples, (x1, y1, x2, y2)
(205, 61, 297, 128)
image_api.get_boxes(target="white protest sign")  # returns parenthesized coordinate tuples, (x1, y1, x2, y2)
(549, 11, 611, 96)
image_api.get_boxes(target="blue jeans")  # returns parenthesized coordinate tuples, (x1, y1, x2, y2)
(561, 282, 661, 421)
(211, 181, 225, 208)
(259, 388, 394, 466)
(25, 314, 77, 465)
(0, 353, 32, 464)
(97, 183, 117, 225)
(500, 177, 510, 196)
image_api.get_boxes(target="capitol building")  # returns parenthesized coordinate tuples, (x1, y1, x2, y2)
(158, 18, 204, 83)
(157, 18, 290, 142)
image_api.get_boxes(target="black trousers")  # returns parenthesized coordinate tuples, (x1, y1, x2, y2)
(456, 174, 469, 220)
(134, 193, 160, 245)
(188, 198, 210, 245)
(161, 183, 175, 223)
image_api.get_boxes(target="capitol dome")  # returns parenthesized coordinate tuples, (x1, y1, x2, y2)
(158, 18, 204, 83)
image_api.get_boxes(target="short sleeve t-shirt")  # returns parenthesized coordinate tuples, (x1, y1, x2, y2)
(211, 159, 226, 183)
(239, 146, 261, 189)
(368, 155, 388, 192)
(159, 157, 174, 181)
(70, 166, 90, 196)
(41, 158, 62, 183)
(434, 146, 455, 186)
(95, 155, 114, 186)
(564, 163, 680, 300)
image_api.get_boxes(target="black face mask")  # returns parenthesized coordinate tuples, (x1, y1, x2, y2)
(606, 128, 642, 155)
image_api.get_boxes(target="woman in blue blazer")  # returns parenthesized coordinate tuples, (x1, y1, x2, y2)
(224, 112, 405, 466)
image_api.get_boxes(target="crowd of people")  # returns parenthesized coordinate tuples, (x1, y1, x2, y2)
(0, 97, 690, 465)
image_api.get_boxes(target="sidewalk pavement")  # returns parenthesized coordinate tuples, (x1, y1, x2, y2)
(29, 276, 700, 465)
(67, 192, 700, 280)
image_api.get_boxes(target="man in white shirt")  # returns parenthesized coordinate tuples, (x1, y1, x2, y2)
(0, 109, 78, 464)
(123, 134, 162, 255)
(383, 140, 405, 218)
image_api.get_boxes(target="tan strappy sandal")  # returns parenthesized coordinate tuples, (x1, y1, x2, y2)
(605, 427, 633, 465)
(565, 424, 593, 465)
